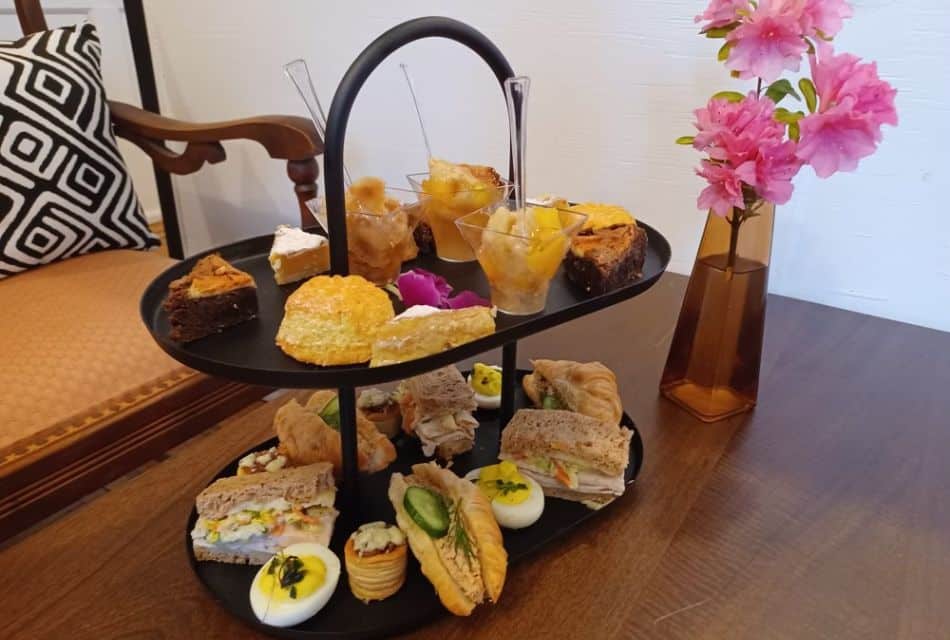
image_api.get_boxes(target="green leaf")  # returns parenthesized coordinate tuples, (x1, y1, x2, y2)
(703, 24, 737, 38)
(799, 78, 818, 113)
(675, 135, 695, 145)
(788, 121, 801, 142)
(765, 79, 801, 105)
(712, 90, 745, 103)
(717, 41, 732, 62)
(774, 108, 805, 124)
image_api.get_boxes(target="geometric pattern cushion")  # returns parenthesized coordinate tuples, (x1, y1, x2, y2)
(0, 22, 158, 278)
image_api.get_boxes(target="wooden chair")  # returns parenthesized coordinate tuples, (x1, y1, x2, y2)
(0, 0, 322, 542)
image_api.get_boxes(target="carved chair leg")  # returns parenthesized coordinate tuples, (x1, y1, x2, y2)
(288, 158, 319, 228)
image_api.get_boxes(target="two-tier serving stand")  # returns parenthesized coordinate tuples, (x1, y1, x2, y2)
(140, 17, 671, 639)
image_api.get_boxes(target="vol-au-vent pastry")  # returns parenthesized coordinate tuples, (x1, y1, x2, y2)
(274, 390, 397, 475)
(190, 462, 338, 564)
(163, 253, 257, 342)
(522, 359, 623, 426)
(344, 521, 408, 603)
(268, 225, 330, 285)
(369, 305, 495, 367)
(500, 409, 632, 509)
(276, 275, 394, 365)
(388, 462, 507, 616)
(399, 366, 479, 459)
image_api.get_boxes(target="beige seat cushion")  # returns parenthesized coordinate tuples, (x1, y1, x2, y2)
(0, 250, 196, 455)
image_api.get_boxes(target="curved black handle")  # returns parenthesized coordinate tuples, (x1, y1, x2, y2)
(323, 16, 516, 274)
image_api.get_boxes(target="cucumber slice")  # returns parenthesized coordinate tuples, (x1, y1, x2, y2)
(319, 395, 340, 430)
(542, 394, 564, 410)
(404, 486, 449, 538)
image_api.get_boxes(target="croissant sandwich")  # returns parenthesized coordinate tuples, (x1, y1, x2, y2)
(522, 359, 623, 425)
(275, 390, 396, 475)
(388, 462, 507, 616)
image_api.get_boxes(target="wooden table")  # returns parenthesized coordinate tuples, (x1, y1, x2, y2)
(3, 273, 949, 640)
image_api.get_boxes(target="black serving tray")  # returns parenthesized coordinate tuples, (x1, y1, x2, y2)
(187, 373, 643, 639)
(140, 221, 669, 388)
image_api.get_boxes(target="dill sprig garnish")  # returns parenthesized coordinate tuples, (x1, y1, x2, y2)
(494, 478, 528, 496)
(447, 499, 476, 565)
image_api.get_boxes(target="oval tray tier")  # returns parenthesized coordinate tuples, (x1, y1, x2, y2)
(142, 222, 670, 387)
(187, 372, 643, 639)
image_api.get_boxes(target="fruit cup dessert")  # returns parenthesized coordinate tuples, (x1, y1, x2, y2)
(309, 177, 425, 285)
(407, 158, 509, 262)
(456, 203, 586, 315)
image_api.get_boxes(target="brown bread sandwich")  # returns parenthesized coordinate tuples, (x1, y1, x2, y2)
(399, 366, 479, 459)
(388, 462, 507, 616)
(190, 462, 337, 564)
(522, 359, 623, 425)
(499, 409, 632, 508)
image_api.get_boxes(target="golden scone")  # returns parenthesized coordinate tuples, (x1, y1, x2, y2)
(276, 275, 394, 365)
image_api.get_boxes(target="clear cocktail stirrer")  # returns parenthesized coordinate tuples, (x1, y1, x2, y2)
(283, 58, 353, 186)
(399, 62, 433, 161)
(504, 76, 531, 232)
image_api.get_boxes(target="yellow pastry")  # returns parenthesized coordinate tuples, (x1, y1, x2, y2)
(276, 275, 394, 365)
(369, 305, 495, 367)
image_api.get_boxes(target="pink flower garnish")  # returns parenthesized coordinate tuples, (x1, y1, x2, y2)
(396, 268, 489, 309)
(696, 0, 751, 30)
(796, 48, 897, 177)
(726, 0, 808, 82)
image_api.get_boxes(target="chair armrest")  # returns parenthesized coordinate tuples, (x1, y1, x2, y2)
(109, 101, 322, 175)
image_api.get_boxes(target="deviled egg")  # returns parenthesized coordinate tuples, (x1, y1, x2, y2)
(467, 363, 502, 410)
(465, 461, 544, 529)
(250, 542, 340, 627)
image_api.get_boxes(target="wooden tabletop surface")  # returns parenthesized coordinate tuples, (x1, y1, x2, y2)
(2, 272, 949, 640)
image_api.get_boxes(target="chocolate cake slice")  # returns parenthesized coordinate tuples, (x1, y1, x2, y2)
(163, 254, 258, 342)
(565, 224, 648, 295)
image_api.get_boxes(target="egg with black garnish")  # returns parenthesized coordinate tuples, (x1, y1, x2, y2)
(250, 543, 340, 627)
(465, 461, 544, 529)
(467, 363, 502, 410)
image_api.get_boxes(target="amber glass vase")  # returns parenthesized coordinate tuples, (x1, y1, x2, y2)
(660, 202, 775, 422)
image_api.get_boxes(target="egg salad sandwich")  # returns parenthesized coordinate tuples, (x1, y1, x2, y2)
(398, 366, 479, 459)
(191, 462, 338, 564)
(499, 409, 632, 509)
(388, 462, 507, 616)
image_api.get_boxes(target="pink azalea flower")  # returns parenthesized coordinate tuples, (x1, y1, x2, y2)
(697, 160, 746, 217)
(726, 0, 808, 82)
(797, 48, 898, 177)
(693, 94, 786, 166)
(696, 0, 751, 30)
(797, 100, 880, 178)
(735, 140, 803, 203)
(800, 0, 852, 38)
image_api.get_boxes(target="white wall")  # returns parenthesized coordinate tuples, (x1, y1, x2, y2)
(1, 0, 161, 222)
(140, 0, 949, 332)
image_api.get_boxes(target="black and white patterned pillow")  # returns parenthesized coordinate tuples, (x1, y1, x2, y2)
(0, 22, 158, 278)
